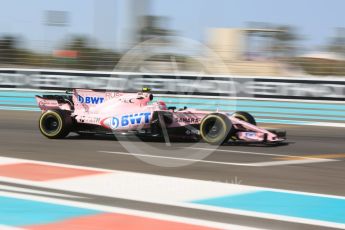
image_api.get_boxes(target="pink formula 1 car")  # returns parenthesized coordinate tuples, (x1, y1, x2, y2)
(35, 89, 286, 145)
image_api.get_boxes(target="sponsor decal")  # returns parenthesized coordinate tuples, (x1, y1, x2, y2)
(186, 129, 200, 135)
(78, 95, 105, 105)
(38, 100, 58, 109)
(86, 117, 101, 124)
(175, 117, 201, 124)
(77, 116, 101, 124)
(245, 132, 257, 138)
(107, 112, 151, 130)
(119, 98, 135, 103)
(110, 117, 120, 129)
(105, 92, 123, 100)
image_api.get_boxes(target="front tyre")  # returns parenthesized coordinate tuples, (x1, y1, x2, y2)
(233, 111, 256, 125)
(200, 113, 234, 145)
(39, 110, 72, 139)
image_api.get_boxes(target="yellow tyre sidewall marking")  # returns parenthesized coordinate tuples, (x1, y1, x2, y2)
(234, 114, 248, 122)
(39, 111, 63, 137)
(200, 115, 227, 143)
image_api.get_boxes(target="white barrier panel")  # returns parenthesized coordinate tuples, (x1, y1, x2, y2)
(0, 68, 345, 101)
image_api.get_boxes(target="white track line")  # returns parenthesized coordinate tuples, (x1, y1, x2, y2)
(179, 203, 345, 230)
(0, 185, 81, 199)
(307, 122, 345, 128)
(99, 150, 251, 166)
(187, 147, 315, 159)
(1, 155, 344, 200)
(250, 159, 335, 167)
(0, 191, 266, 230)
(1, 155, 345, 229)
(0, 226, 25, 230)
(99, 150, 335, 167)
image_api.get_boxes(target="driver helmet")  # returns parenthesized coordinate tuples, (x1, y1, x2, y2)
(157, 100, 167, 110)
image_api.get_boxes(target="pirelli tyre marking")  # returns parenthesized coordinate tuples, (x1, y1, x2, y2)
(200, 113, 233, 145)
(39, 110, 71, 139)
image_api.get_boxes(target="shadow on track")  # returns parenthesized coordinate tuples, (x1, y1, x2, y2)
(65, 134, 291, 148)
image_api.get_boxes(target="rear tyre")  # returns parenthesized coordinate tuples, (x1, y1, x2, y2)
(39, 110, 72, 139)
(200, 113, 234, 145)
(233, 111, 256, 125)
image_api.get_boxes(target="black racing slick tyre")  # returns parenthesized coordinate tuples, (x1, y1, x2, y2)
(200, 113, 234, 145)
(233, 111, 256, 125)
(39, 110, 72, 139)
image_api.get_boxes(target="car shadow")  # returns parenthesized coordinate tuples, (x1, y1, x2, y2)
(66, 134, 291, 147)
(222, 141, 291, 148)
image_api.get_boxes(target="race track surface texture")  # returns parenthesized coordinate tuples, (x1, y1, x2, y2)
(0, 110, 345, 230)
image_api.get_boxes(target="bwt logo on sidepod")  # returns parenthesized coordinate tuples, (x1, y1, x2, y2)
(109, 112, 151, 129)
(78, 95, 105, 104)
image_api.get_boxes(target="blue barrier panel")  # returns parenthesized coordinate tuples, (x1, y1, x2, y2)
(1, 90, 345, 126)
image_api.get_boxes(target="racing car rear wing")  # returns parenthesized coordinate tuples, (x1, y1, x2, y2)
(35, 95, 73, 112)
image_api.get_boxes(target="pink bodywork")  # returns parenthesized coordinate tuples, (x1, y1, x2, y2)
(36, 89, 284, 143)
